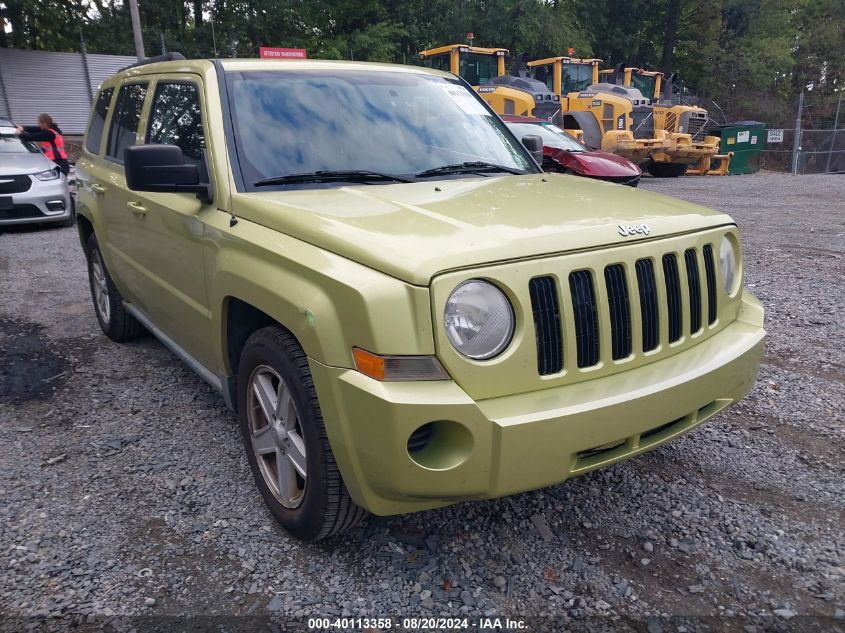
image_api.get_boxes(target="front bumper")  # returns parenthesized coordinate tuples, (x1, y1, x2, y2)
(0, 174, 72, 226)
(310, 292, 765, 516)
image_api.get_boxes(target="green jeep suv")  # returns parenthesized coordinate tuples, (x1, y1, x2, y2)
(75, 57, 765, 541)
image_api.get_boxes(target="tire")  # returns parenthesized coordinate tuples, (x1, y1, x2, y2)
(237, 326, 367, 541)
(84, 233, 145, 342)
(646, 161, 688, 178)
(60, 197, 76, 228)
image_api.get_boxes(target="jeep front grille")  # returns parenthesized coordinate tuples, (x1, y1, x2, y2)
(703, 244, 718, 324)
(635, 258, 659, 352)
(569, 270, 600, 368)
(604, 264, 632, 360)
(529, 244, 719, 376)
(662, 254, 682, 343)
(684, 248, 702, 333)
(529, 276, 563, 375)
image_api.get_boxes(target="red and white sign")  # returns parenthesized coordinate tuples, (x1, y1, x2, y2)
(259, 47, 307, 59)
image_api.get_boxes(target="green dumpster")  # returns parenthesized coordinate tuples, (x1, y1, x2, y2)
(710, 121, 766, 174)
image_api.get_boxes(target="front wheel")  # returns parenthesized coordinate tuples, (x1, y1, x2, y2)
(60, 197, 76, 228)
(237, 326, 367, 541)
(646, 161, 688, 178)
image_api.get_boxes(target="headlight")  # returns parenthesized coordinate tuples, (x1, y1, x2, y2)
(719, 235, 738, 294)
(33, 168, 60, 181)
(444, 280, 514, 360)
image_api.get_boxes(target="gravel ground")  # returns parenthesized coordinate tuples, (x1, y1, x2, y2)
(0, 171, 843, 632)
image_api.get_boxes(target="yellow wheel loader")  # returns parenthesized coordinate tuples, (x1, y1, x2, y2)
(614, 67, 721, 176)
(419, 46, 561, 121)
(527, 57, 671, 166)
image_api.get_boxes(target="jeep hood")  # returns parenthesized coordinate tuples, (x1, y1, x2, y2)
(234, 174, 732, 286)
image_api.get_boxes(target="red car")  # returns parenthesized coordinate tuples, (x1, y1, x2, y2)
(503, 115, 642, 186)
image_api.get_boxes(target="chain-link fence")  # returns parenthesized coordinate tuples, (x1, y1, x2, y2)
(762, 92, 844, 174)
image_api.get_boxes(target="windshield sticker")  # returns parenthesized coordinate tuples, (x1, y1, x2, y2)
(437, 83, 489, 115)
(541, 124, 566, 135)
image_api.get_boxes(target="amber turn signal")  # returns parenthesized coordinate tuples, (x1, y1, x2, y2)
(352, 348, 450, 382)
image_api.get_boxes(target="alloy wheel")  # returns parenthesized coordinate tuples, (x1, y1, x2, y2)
(90, 249, 111, 325)
(247, 365, 307, 508)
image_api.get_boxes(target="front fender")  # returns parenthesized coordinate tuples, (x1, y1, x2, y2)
(203, 212, 435, 376)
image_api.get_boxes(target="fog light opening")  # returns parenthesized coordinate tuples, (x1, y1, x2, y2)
(407, 423, 434, 454)
(46, 200, 66, 212)
(406, 420, 473, 471)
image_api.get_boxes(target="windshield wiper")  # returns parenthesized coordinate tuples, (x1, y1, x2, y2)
(414, 161, 528, 178)
(253, 170, 414, 187)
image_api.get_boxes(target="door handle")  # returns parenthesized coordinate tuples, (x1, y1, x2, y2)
(91, 183, 106, 194)
(127, 201, 147, 216)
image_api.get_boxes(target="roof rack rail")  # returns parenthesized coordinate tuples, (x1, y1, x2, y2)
(120, 52, 186, 72)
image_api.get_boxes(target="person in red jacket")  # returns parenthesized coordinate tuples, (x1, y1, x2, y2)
(16, 113, 70, 175)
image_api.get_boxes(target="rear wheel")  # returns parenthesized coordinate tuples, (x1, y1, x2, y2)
(646, 161, 689, 178)
(237, 326, 367, 541)
(85, 233, 145, 342)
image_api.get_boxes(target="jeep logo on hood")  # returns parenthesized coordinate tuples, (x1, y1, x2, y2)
(618, 223, 650, 237)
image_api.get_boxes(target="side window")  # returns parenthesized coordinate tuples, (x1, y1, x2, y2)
(106, 83, 148, 161)
(85, 87, 114, 154)
(146, 82, 205, 164)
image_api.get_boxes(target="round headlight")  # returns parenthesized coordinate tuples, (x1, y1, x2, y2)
(444, 280, 514, 360)
(719, 236, 738, 294)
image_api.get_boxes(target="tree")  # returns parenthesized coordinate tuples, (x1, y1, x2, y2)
(0, 0, 839, 125)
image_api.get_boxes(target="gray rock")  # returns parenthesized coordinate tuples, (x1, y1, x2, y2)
(531, 514, 554, 542)
(266, 595, 285, 612)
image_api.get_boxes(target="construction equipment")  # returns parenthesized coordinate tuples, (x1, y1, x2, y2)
(529, 56, 602, 95)
(419, 46, 561, 121)
(418, 44, 508, 84)
(686, 151, 733, 176)
(525, 57, 672, 166)
(614, 67, 721, 176)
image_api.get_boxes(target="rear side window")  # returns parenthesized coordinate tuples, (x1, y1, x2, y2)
(146, 82, 205, 163)
(106, 83, 148, 161)
(85, 87, 114, 154)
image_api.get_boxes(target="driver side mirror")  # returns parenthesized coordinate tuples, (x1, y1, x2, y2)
(124, 144, 212, 204)
(521, 134, 544, 166)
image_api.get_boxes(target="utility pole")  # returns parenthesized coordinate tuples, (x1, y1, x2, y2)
(79, 27, 94, 104)
(128, 0, 145, 60)
(791, 90, 804, 175)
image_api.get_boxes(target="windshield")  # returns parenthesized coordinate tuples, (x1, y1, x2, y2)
(631, 73, 657, 99)
(459, 53, 499, 85)
(0, 130, 38, 154)
(562, 64, 594, 93)
(226, 70, 537, 190)
(422, 53, 451, 73)
(505, 122, 585, 152)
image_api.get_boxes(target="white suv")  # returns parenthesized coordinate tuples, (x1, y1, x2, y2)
(0, 120, 73, 227)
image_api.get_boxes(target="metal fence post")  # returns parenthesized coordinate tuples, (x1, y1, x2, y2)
(791, 90, 804, 174)
(825, 92, 842, 174)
